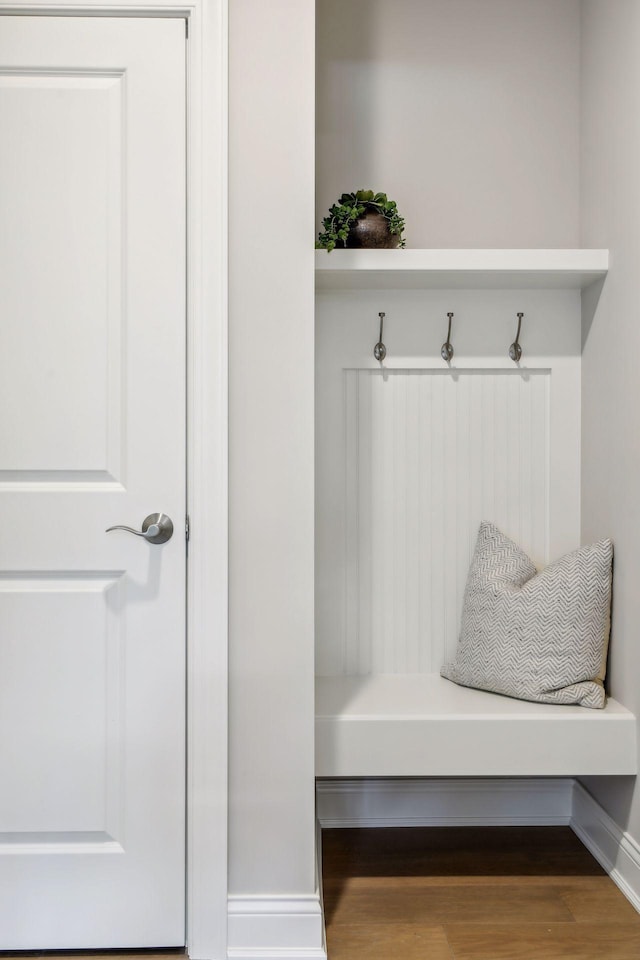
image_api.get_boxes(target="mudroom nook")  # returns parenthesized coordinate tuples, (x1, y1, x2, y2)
(312, 0, 640, 956)
(316, 250, 637, 777)
(314, 253, 636, 780)
(314, 0, 638, 782)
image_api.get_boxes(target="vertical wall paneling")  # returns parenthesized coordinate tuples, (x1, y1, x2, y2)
(315, 289, 582, 679)
(339, 369, 549, 675)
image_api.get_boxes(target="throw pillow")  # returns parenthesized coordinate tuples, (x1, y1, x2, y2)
(440, 522, 613, 708)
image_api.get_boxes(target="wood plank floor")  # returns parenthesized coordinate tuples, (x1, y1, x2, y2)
(322, 826, 640, 960)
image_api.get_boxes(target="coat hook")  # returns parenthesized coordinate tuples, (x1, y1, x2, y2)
(441, 312, 454, 363)
(509, 312, 524, 363)
(374, 311, 386, 362)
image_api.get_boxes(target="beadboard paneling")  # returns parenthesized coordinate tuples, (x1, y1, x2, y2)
(341, 369, 549, 676)
(315, 289, 581, 678)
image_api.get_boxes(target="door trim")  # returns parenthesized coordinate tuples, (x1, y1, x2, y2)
(0, 3, 229, 958)
(185, 1, 228, 956)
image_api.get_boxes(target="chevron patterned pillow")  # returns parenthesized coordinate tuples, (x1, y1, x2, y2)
(441, 522, 613, 709)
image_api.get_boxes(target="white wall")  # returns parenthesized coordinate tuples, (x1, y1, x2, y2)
(228, 0, 317, 908)
(316, 0, 581, 249)
(580, 0, 640, 836)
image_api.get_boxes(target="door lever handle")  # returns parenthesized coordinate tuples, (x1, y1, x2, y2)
(106, 512, 173, 544)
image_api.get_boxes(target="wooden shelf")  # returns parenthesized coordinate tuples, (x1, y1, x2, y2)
(315, 248, 609, 291)
(315, 674, 636, 778)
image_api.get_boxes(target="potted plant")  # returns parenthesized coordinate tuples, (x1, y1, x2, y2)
(316, 189, 406, 251)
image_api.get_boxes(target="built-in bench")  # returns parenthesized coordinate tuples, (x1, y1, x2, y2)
(315, 674, 637, 778)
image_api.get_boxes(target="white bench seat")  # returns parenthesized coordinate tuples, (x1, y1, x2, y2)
(315, 674, 637, 778)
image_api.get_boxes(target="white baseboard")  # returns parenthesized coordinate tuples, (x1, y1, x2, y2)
(315, 819, 326, 958)
(571, 781, 640, 914)
(316, 777, 573, 828)
(227, 894, 325, 960)
(228, 952, 326, 960)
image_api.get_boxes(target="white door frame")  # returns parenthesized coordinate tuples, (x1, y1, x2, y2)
(0, 3, 229, 957)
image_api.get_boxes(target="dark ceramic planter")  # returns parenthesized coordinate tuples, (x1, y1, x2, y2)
(346, 210, 400, 249)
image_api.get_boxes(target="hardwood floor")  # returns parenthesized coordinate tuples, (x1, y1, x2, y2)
(322, 827, 640, 960)
(4, 829, 638, 960)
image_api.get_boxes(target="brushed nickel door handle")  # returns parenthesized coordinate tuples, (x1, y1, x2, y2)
(106, 512, 174, 544)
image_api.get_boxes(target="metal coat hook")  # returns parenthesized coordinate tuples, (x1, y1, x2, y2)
(374, 311, 386, 362)
(441, 312, 454, 363)
(509, 312, 524, 363)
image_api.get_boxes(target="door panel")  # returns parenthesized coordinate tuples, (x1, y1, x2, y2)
(0, 72, 123, 476)
(0, 17, 186, 948)
(1, 574, 123, 834)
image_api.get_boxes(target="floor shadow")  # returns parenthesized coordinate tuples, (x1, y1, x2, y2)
(321, 825, 606, 925)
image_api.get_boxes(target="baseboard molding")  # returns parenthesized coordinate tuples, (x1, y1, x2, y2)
(571, 781, 640, 914)
(227, 891, 325, 960)
(315, 819, 326, 959)
(316, 777, 573, 828)
(227, 951, 326, 960)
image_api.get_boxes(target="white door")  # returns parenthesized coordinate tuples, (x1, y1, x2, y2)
(0, 16, 186, 948)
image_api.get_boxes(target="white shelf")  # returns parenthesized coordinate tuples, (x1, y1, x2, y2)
(315, 674, 636, 778)
(315, 248, 609, 291)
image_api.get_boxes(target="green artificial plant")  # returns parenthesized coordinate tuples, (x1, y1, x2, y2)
(316, 189, 406, 251)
